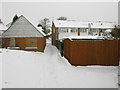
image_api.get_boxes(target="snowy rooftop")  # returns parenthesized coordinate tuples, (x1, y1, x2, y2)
(54, 20, 88, 28)
(3, 15, 45, 38)
(35, 27, 46, 36)
(89, 22, 116, 29)
(6, 22, 12, 28)
(0, 22, 8, 31)
(54, 20, 116, 29)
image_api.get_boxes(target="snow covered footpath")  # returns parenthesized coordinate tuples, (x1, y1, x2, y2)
(1, 44, 118, 88)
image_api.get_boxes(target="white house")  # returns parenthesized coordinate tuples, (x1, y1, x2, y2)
(52, 20, 116, 45)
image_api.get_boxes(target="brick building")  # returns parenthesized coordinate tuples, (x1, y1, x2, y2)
(0, 19, 8, 47)
(2, 15, 46, 51)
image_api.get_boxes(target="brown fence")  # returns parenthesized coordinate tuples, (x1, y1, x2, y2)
(64, 39, 120, 66)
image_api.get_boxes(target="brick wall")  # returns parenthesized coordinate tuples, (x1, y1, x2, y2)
(2, 38, 8, 48)
(37, 37, 46, 51)
(26, 38, 37, 47)
(2, 37, 46, 51)
(18, 38, 26, 49)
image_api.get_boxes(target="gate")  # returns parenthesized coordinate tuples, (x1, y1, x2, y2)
(55, 40, 64, 56)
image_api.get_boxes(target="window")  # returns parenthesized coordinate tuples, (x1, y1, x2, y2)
(59, 28, 68, 33)
(80, 28, 87, 33)
(71, 28, 78, 33)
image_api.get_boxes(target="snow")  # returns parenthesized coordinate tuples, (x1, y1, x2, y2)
(8, 47, 20, 49)
(54, 20, 88, 28)
(0, 49, 2, 90)
(46, 38, 51, 44)
(1, 44, 118, 88)
(89, 21, 115, 29)
(62, 35, 104, 40)
(36, 27, 46, 37)
(0, 23, 8, 31)
(47, 32, 52, 36)
(25, 47, 38, 49)
(6, 22, 12, 28)
(54, 20, 116, 29)
(105, 29, 112, 33)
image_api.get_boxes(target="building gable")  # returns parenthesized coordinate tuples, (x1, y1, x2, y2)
(3, 15, 44, 38)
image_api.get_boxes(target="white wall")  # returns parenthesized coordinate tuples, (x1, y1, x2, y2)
(59, 32, 88, 39)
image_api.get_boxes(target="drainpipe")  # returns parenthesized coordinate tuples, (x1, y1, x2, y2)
(88, 23, 91, 35)
(78, 28, 80, 36)
(98, 28, 101, 36)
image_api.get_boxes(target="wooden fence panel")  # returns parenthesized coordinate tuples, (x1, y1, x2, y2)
(64, 40, 119, 66)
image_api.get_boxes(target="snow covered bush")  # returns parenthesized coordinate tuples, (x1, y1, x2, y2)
(103, 29, 115, 40)
(111, 27, 120, 39)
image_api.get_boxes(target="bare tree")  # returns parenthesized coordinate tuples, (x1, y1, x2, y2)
(37, 18, 50, 34)
(57, 16, 67, 20)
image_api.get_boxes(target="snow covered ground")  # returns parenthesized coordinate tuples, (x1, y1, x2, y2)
(0, 49, 2, 89)
(0, 44, 118, 88)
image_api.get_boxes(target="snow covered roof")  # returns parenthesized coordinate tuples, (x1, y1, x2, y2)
(3, 15, 44, 38)
(35, 27, 46, 36)
(0, 22, 8, 31)
(6, 22, 12, 28)
(53, 20, 116, 29)
(63, 36, 103, 40)
(89, 22, 115, 29)
(54, 20, 88, 28)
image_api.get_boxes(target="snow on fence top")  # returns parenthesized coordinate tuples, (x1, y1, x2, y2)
(63, 35, 104, 40)
(54, 20, 116, 29)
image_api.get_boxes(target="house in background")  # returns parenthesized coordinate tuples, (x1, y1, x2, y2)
(2, 15, 46, 52)
(52, 20, 116, 45)
(0, 19, 8, 47)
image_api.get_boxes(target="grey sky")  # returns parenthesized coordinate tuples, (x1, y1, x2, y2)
(118, 1, 120, 25)
(0, 0, 2, 19)
(2, 2, 118, 25)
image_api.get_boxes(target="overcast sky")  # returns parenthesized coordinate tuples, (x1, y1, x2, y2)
(0, 0, 2, 19)
(1, 1, 119, 25)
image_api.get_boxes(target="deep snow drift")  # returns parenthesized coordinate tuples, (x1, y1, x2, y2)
(0, 49, 2, 89)
(1, 44, 118, 88)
